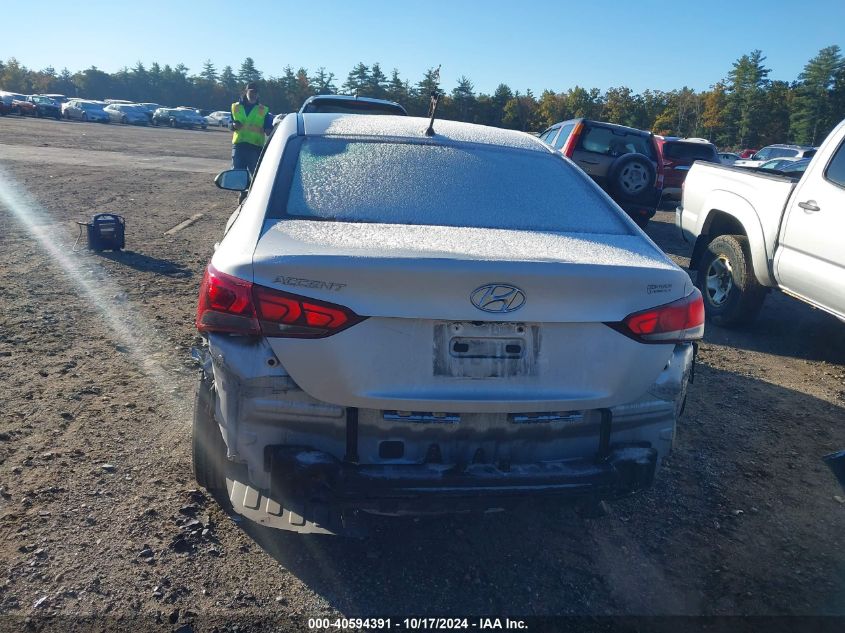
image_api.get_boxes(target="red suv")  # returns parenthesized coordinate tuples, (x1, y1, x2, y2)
(539, 118, 664, 228)
(654, 137, 720, 208)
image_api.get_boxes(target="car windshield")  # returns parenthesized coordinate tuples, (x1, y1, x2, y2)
(32, 96, 53, 104)
(80, 102, 103, 110)
(283, 137, 631, 234)
(664, 142, 716, 161)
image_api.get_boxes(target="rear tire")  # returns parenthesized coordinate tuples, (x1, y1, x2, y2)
(192, 372, 228, 497)
(696, 234, 766, 327)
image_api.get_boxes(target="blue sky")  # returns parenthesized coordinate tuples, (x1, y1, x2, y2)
(5, 0, 845, 95)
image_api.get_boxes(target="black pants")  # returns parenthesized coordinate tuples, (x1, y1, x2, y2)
(231, 143, 262, 175)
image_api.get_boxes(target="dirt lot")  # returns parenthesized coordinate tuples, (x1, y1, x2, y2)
(0, 117, 844, 630)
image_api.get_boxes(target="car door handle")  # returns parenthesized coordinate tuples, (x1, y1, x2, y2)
(798, 200, 821, 213)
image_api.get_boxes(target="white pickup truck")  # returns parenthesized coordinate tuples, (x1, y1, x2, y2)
(676, 120, 845, 326)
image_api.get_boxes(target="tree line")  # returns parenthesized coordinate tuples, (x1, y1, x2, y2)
(2, 46, 844, 148)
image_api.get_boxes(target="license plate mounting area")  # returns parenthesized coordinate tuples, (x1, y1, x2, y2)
(433, 322, 539, 378)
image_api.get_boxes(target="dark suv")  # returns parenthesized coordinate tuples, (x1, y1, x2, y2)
(654, 137, 719, 207)
(539, 119, 663, 227)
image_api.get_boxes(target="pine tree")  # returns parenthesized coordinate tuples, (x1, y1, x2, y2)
(237, 57, 262, 84)
(414, 67, 442, 115)
(200, 59, 218, 82)
(385, 69, 409, 104)
(310, 67, 336, 95)
(451, 76, 475, 121)
(726, 50, 770, 147)
(343, 62, 370, 95)
(791, 45, 843, 145)
(366, 62, 388, 99)
(219, 65, 237, 92)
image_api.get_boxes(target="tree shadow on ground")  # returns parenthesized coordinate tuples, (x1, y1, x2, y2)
(95, 249, 192, 277)
(228, 368, 845, 617)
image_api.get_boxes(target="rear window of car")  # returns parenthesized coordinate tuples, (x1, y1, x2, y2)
(578, 125, 656, 160)
(281, 137, 631, 234)
(302, 101, 406, 116)
(663, 141, 717, 161)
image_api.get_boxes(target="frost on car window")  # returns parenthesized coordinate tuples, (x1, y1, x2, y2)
(285, 138, 632, 235)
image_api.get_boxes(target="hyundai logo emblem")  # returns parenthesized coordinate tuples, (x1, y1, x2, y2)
(470, 284, 526, 313)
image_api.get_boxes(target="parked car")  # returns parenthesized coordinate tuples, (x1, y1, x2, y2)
(299, 94, 408, 116)
(734, 144, 817, 168)
(757, 157, 804, 171)
(193, 113, 703, 535)
(136, 103, 162, 121)
(39, 93, 68, 104)
(677, 118, 845, 326)
(63, 99, 110, 123)
(151, 107, 207, 129)
(103, 103, 149, 125)
(27, 95, 62, 119)
(538, 118, 664, 227)
(654, 137, 720, 208)
(718, 152, 741, 165)
(205, 110, 232, 127)
(780, 158, 812, 175)
(9, 94, 36, 116)
(0, 93, 13, 116)
(738, 149, 757, 159)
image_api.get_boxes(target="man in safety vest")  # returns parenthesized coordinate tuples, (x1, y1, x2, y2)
(230, 82, 274, 175)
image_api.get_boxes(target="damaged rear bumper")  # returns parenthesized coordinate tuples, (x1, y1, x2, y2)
(227, 443, 657, 535)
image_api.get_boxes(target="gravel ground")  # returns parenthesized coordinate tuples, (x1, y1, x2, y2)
(0, 117, 844, 630)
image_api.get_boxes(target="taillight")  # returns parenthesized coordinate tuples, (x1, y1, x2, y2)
(252, 285, 365, 338)
(196, 266, 260, 335)
(562, 122, 583, 158)
(606, 289, 704, 344)
(196, 265, 365, 338)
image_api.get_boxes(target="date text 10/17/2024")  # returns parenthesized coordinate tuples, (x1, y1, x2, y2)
(307, 618, 529, 630)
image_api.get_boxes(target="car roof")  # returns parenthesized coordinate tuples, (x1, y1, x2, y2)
(549, 118, 652, 137)
(300, 114, 547, 153)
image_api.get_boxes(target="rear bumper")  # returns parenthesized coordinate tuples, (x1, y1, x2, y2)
(204, 334, 694, 533)
(228, 444, 657, 534)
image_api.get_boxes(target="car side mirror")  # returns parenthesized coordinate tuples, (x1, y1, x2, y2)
(214, 169, 250, 192)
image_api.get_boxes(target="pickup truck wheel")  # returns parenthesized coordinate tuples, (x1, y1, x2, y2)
(192, 373, 227, 497)
(696, 234, 766, 327)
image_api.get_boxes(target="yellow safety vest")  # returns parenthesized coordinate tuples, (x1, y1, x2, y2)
(231, 102, 268, 147)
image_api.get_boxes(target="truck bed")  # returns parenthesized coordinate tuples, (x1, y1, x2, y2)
(678, 162, 799, 282)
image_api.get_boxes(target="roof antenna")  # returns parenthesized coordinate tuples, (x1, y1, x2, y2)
(424, 65, 442, 137)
